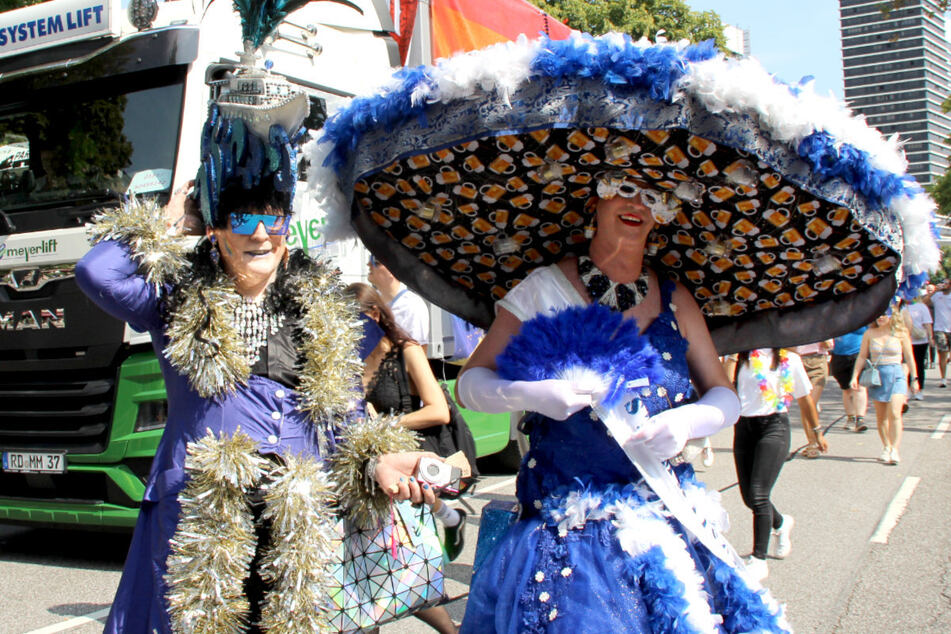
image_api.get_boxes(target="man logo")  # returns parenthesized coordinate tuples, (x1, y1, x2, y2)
(0, 308, 65, 330)
(1, 265, 74, 292)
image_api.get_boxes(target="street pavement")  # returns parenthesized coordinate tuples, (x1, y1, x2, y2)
(2, 368, 950, 633)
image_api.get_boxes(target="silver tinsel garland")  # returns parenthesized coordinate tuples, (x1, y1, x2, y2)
(328, 414, 419, 528)
(165, 430, 269, 633)
(257, 454, 337, 633)
(87, 198, 190, 288)
(289, 266, 363, 421)
(164, 279, 251, 398)
(88, 200, 362, 408)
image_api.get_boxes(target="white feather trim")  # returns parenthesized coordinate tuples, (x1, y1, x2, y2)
(549, 488, 612, 536)
(303, 137, 354, 242)
(611, 501, 722, 633)
(682, 480, 730, 537)
(892, 193, 941, 275)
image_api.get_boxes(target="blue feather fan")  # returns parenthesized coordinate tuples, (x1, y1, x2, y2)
(496, 304, 663, 409)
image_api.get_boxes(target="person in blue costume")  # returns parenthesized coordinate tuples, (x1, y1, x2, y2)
(455, 173, 791, 633)
(78, 147, 436, 634)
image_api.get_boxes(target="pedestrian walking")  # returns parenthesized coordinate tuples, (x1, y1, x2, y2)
(850, 311, 917, 465)
(830, 327, 870, 432)
(729, 348, 818, 581)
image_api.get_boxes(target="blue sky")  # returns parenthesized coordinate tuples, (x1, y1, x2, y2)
(687, 0, 845, 99)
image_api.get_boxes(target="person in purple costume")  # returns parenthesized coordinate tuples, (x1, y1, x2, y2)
(454, 174, 790, 633)
(78, 181, 436, 632)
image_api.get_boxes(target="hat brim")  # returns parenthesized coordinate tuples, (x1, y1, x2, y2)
(315, 35, 935, 352)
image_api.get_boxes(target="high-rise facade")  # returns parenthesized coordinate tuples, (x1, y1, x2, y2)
(839, 0, 951, 185)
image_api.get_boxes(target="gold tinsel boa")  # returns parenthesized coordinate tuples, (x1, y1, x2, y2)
(88, 198, 190, 288)
(91, 202, 419, 629)
(257, 454, 337, 633)
(165, 432, 340, 633)
(89, 199, 362, 410)
(328, 414, 420, 528)
(165, 430, 267, 632)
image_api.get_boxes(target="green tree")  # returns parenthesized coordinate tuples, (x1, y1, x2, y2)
(0, 0, 49, 11)
(528, 0, 726, 47)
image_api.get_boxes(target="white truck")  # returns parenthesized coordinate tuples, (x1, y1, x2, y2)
(0, 0, 411, 528)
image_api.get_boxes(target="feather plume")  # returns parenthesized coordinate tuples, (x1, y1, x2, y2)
(496, 303, 663, 409)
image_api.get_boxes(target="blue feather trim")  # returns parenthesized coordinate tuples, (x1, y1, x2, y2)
(495, 303, 663, 409)
(320, 34, 716, 172)
(624, 546, 699, 634)
(700, 553, 789, 633)
(797, 131, 919, 211)
(897, 272, 929, 300)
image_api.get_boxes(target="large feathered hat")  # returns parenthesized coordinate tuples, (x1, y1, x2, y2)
(308, 33, 940, 352)
(193, 0, 363, 225)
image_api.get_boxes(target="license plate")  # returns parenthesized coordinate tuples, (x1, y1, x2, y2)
(2, 451, 66, 474)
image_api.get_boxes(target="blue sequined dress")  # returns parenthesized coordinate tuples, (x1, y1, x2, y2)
(460, 265, 789, 634)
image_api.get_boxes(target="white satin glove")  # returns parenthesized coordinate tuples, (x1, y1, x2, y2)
(456, 366, 594, 421)
(629, 386, 740, 461)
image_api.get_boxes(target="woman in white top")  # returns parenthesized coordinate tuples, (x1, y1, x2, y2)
(850, 311, 917, 465)
(903, 297, 933, 396)
(729, 348, 818, 582)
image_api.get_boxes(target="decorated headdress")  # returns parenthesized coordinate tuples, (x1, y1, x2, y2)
(309, 33, 940, 352)
(193, 0, 326, 225)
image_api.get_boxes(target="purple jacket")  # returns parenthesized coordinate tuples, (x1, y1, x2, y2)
(77, 239, 333, 633)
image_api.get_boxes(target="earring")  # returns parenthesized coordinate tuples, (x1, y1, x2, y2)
(583, 197, 598, 239)
(209, 235, 220, 264)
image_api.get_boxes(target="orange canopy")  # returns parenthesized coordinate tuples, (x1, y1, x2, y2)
(429, 0, 573, 61)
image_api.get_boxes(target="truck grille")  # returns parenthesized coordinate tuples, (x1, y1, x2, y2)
(0, 469, 139, 508)
(0, 366, 116, 453)
(1, 274, 127, 455)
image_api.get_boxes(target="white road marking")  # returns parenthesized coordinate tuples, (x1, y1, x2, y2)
(471, 476, 517, 496)
(931, 414, 950, 439)
(23, 608, 110, 634)
(869, 476, 921, 544)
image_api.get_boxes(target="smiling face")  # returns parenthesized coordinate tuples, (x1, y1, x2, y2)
(208, 210, 288, 294)
(593, 192, 657, 247)
(874, 313, 891, 328)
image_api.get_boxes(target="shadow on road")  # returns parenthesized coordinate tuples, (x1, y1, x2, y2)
(49, 602, 111, 617)
(0, 526, 129, 570)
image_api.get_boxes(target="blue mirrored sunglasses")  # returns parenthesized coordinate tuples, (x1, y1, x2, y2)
(229, 213, 291, 236)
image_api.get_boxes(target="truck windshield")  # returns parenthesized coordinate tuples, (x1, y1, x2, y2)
(0, 72, 184, 211)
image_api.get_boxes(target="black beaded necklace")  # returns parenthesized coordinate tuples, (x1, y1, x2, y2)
(578, 254, 649, 313)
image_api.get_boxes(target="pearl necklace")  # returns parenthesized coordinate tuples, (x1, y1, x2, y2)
(578, 254, 649, 313)
(233, 298, 285, 366)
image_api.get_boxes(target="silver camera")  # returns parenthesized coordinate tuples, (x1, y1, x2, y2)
(416, 457, 462, 490)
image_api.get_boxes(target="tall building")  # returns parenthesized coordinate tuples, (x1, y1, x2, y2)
(839, 0, 951, 185)
(723, 25, 751, 57)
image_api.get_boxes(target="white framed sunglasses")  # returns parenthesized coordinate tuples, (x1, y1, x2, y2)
(596, 172, 679, 224)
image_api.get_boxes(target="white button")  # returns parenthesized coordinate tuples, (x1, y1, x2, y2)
(271, 411, 281, 420)
(275, 390, 286, 399)
(267, 434, 278, 444)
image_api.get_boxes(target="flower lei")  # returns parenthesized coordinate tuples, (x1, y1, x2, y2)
(749, 349, 794, 411)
